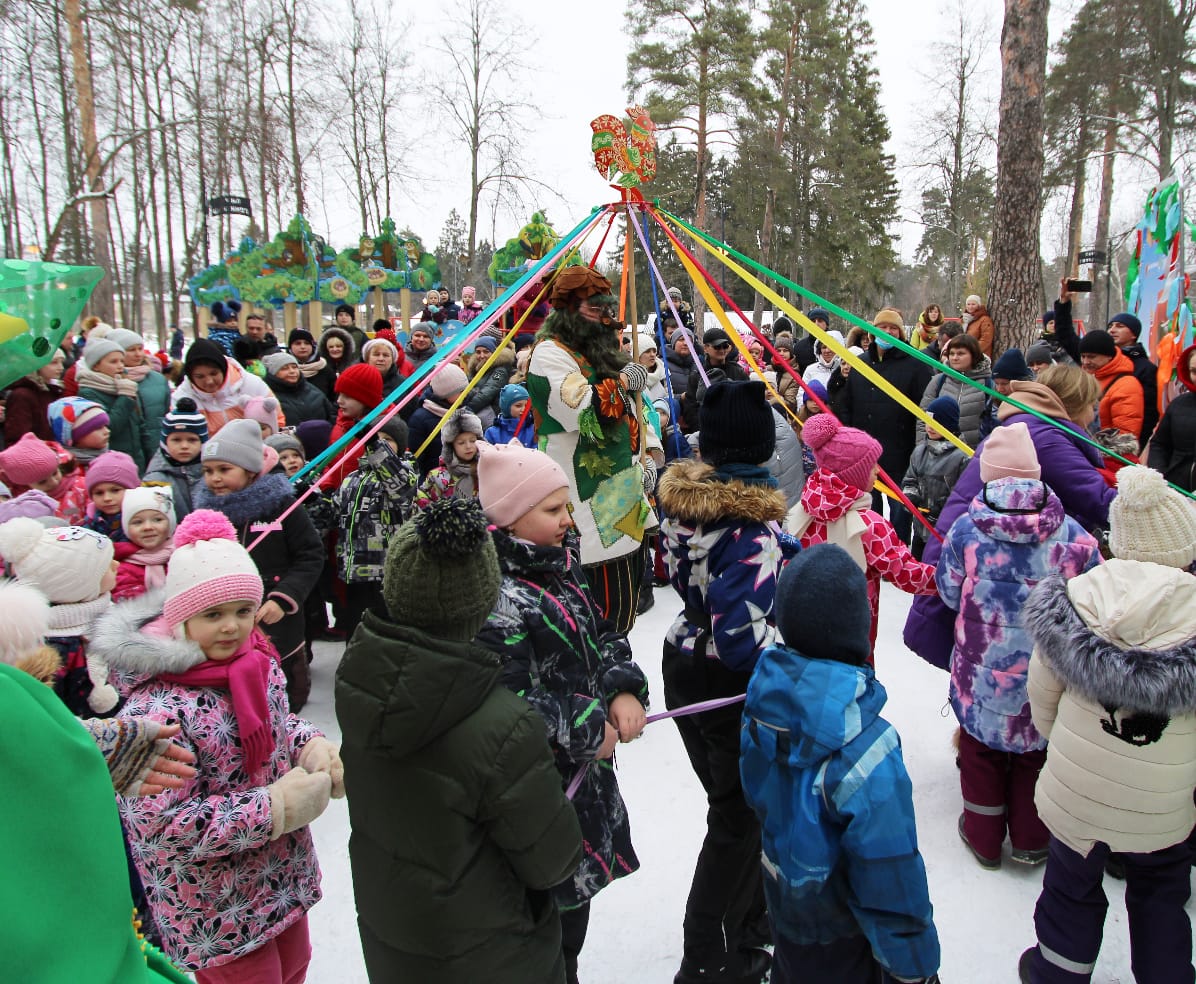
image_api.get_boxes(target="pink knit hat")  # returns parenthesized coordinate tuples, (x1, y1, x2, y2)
(979, 422, 1041, 482)
(802, 414, 882, 492)
(84, 451, 140, 495)
(0, 434, 60, 487)
(430, 364, 468, 400)
(241, 396, 280, 437)
(163, 509, 263, 630)
(477, 442, 569, 529)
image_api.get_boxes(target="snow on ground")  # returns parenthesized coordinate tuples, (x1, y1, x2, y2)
(304, 581, 1184, 983)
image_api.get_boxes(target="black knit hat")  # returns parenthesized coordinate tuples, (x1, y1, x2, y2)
(699, 379, 776, 466)
(383, 498, 501, 641)
(288, 328, 315, 348)
(376, 415, 409, 452)
(184, 338, 228, 378)
(1078, 329, 1117, 359)
(775, 543, 870, 665)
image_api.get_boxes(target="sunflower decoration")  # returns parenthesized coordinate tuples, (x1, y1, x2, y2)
(594, 377, 628, 419)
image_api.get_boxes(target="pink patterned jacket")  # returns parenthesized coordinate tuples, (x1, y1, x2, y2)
(91, 591, 323, 971)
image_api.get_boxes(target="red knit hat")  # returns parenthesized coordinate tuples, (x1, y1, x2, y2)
(802, 414, 882, 492)
(334, 363, 383, 409)
(0, 434, 60, 487)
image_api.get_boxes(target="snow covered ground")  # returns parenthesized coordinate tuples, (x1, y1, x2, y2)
(303, 581, 1182, 983)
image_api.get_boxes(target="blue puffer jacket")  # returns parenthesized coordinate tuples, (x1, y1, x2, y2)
(937, 478, 1100, 753)
(483, 413, 536, 449)
(740, 648, 940, 981)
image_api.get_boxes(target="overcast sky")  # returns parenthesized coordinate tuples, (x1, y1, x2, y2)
(296, 0, 1157, 275)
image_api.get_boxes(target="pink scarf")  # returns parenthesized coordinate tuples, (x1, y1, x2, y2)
(159, 639, 274, 774)
(127, 542, 174, 591)
(123, 362, 153, 382)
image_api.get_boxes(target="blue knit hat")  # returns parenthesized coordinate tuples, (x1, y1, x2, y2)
(925, 396, 961, 436)
(499, 383, 529, 417)
(992, 347, 1034, 382)
(775, 543, 870, 665)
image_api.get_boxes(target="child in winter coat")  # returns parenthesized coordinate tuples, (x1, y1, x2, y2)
(1019, 465, 1196, 983)
(0, 518, 119, 716)
(334, 416, 419, 635)
(484, 383, 537, 448)
(91, 509, 342, 983)
(656, 379, 789, 984)
(902, 396, 970, 560)
(787, 414, 937, 659)
(113, 486, 176, 602)
(336, 497, 582, 983)
(416, 408, 482, 507)
(318, 362, 385, 490)
(741, 543, 942, 984)
(143, 398, 208, 521)
(82, 451, 140, 542)
(193, 418, 324, 712)
(937, 423, 1099, 870)
(474, 442, 649, 984)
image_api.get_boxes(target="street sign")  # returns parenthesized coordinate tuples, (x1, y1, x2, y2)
(1078, 249, 1107, 266)
(207, 195, 253, 218)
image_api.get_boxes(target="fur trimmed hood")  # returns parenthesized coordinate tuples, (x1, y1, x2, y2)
(657, 459, 788, 525)
(88, 589, 206, 676)
(193, 469, 294, 527)
(1023, 563, 1196, 716)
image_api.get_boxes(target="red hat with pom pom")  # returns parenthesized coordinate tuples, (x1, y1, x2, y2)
(163, 509, 262, 629)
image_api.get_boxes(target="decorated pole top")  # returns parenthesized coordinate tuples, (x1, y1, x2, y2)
(590, 106, 657, 198)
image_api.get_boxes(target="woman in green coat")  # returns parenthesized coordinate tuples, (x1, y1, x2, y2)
(74, 337, 146, 471)
(108, 329, 171, 466)
(336, 499, 582, 984)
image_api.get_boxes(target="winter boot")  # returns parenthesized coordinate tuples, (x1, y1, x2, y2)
(674, 947, 771, 984)
(958, 813, 1000, 870)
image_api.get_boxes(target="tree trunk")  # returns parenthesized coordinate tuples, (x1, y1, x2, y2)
(1090, 115, 1118, 327)
(987, 0, 1049, 354)
(64, 0, 115, 320)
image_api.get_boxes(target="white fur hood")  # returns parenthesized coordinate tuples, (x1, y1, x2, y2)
(88, 589, 207, 676)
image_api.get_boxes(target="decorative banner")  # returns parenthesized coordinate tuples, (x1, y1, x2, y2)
(207, 195, 253, 218)
(0, 259, 104, 390)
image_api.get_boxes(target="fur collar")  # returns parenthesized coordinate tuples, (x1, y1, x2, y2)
(193, 470, 294, 527)
(89, 589, 206, 675)
(657, 459, 788, 524)
(1023, 573, 1196, 715)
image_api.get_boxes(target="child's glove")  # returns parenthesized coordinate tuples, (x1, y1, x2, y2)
(298, 736, 345, 798)
(268, 767, 332, 840)
(86, 654, 120, 714)
(641, 457, 658, 497)
(775, 529, 803, 560)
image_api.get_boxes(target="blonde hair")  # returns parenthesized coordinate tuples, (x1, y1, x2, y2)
(1036, 363, 1099, 419)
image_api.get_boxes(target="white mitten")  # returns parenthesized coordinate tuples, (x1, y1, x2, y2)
(86, 653, 119, 714)
(298, 736, 345, 799)
(267, 767, 332, 840)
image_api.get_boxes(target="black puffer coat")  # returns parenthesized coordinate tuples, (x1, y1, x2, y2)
(336, 613, 582, 984)
(265, 372, 337, 427)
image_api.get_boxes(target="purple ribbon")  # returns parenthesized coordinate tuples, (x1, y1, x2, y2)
(564, 692, 746, 799)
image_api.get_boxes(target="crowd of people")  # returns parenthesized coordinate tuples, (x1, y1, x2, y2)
(1, 271, 1194, 984)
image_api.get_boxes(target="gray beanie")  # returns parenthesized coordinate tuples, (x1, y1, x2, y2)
(82, 339, 125, 370)
(201, 417, 265, 473)
(263, 351, 300, 376)
(106, 328, 144, 351)
(265, 432, 304, 458)
(1025, 342, 1054, 367)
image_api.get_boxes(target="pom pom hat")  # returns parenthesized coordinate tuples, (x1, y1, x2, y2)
(163, 510, 263, 629)
(477, 442, 569, 530)
(160, 397, 208, 449)
(0, 579, 52, 666)
(121, 485, 176, 536)
(1108, 465, 1196, 569)
(242, 396, 280, 437)
(0, 519, 115, 604)
(383, 498, 502, 641)
(979, 422, 1040, 482)
(0, 434, 60, 487)
(802, 415, 882, 493)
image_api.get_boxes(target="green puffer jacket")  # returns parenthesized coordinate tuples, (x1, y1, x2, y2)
(335, 612, 583, 984)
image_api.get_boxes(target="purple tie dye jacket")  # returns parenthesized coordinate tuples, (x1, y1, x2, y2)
(936, 478, 1100, 753)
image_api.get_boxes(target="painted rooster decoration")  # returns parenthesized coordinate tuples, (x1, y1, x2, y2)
(590, 107, 657, 193)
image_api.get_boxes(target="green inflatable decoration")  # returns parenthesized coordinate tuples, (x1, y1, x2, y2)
(0, 258, 104, 390)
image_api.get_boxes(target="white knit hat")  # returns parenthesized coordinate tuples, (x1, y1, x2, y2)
(1109, 466, 1196, 569)
(163, 510, 263, 629)
(0, 519, 115, 603)
(0, 579, 51, 666)
(121, 485, 176, 537)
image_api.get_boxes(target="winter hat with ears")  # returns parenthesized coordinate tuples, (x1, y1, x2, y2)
(801, 414, 882, 493)
(241, 396, 280, 437)
(81, 339, 124, 371)
(334, 362, 383, 409)
(120, 485, 176, 537)
(0, 579, 51, 667)
(1108, 465, 1196, 569)
(47, 397, 109, 447)
(441, 408, 483, 458)
(85, 451, 140, 496)
(163, 509, 263, 630)
(477, 441, 569, 529)
(201, 417, 267, 474)
(0, 434, 60, 488)
(0, 520, 115, 604)
(383, 497, 501, 641)
(979, 422, 1040, 482)
(430, 363, 468, 400)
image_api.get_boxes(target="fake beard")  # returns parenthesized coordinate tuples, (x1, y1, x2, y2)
(539, 308, 625, 380)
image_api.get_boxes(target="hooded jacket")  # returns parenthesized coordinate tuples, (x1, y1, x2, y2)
(937, 478, 1099, 753)
(1148, 343, 1196, 491)
(1120, 340, 1160, 443)
(740, 648, 940, 980)
(91, 591, 323, 972)
(900, 438, 969, 525)
(172, 358, 281, 436)
(474, 528, 648, 909)
(658, 459, 789, 675)
(1093, 348, 1145, 442)
(466, 344, 516, 420)
(335, 612, 582, 984)
(317, 327, 359, 377)
(1024, 561, 1196, 855)
(142, 450, 203, 521)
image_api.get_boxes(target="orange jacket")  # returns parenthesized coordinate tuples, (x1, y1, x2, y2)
(1094, 349, 1144, 439)
(966, 309, 994, 358)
